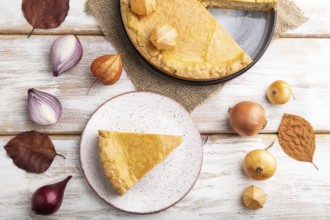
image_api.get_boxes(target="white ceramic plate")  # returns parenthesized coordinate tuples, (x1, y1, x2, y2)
(79, 92, 203, 214)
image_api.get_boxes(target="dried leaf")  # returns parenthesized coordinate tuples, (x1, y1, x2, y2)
(278, 113, 318, 169)
(4, 130, 64, 173)
(22, 0, 70, 38)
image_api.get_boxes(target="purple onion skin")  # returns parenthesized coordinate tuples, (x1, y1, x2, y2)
(32, 176, 72, 215)
(51, 35, 83, 77)
(28, 88, 62, 126)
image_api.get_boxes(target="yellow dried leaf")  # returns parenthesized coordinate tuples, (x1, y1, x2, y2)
(278, 113, 318, 169)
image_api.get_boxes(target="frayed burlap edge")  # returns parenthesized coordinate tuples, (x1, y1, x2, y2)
(274, 0, 309, 37)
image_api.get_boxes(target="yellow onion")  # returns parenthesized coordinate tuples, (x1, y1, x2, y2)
(267, 80, 292, 105)
(228, 101, 267, 136)
(243, 146, 277, 180)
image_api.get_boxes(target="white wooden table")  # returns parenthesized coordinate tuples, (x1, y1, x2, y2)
(1, 0, 330, 219)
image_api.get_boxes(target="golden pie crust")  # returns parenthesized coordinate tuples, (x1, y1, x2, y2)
(120, 0, 278, 81)
(99, 130, 183, 195)
(121, 0, 256, 81)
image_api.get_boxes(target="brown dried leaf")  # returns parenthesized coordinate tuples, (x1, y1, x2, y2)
(278, 113, 318, 169)
(22, 0, 70, 37)
(4, 131, 64, 173)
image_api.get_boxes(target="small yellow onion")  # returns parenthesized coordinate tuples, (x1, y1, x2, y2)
(228, 101, 267, 136)
(267, 80, 292, 105)
(243, 144, 277, 180)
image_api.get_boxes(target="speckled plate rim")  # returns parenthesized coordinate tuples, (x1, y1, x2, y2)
(118, 2, 277, 85)
(79, 91, 204, 214)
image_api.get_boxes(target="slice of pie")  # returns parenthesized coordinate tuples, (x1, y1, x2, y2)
(98, 130, 183, 195)
(198, 0, 279, 11)
(121, 0, 253, 81)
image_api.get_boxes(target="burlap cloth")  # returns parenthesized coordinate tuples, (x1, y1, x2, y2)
(86, 0, 307, 111)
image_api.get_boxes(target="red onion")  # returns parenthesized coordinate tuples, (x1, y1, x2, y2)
(28, 88, 62, 126)
(32, 176, 72, 215)
(51, 35, 83, 77)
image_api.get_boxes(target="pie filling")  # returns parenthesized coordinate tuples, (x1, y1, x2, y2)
(99, 130, 183, 195)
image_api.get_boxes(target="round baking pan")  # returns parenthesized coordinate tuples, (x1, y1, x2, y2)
(119, 2, 276, 85)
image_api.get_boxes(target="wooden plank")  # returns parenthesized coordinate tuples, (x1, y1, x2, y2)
(0, 0, 329, 37)
(0, 134, 329, 219)
(284, 0, 330, 38)
(0, 36, 329, 134)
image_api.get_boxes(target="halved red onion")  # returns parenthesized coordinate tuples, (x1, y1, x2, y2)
(51, 35, 83, 77)
(28, 89, 62, 126)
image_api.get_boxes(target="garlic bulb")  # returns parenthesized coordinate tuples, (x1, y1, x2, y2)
(51, 35, 83, 77)
(150, 24, 178, 50)
(28, 89, 62, 126)
(131, 0, 157, 16)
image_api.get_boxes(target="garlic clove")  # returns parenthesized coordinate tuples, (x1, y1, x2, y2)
(51, 35, 83, 77)
(91, 54, 123, 85)
(131, 0, 157, 16)
(150, 24, 178, 50)
(28, 88, 62, 126)
(242, 185, 267, 210)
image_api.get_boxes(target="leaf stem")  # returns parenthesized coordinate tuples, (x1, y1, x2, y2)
(86, 79, 98, 95)
(56, 153, 66, 159)
(311, 161, 319, 170)
(203, 136, 209, 145)
(292, 90, 296, 100)
(265, 138, 276, 151)
(27, 27, 35, 38)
